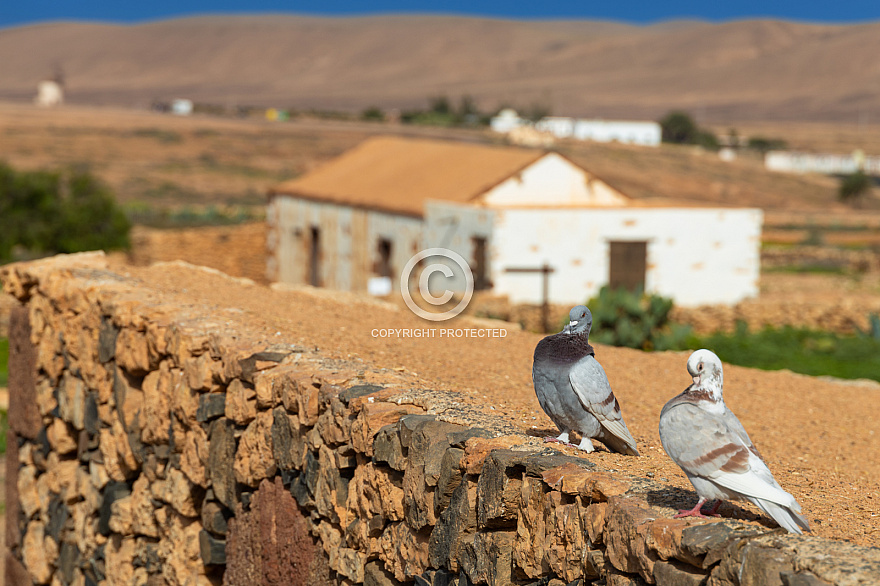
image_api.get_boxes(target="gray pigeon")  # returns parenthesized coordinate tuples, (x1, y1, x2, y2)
(532, 305, 639, 455)
(659, 349, 810, 534)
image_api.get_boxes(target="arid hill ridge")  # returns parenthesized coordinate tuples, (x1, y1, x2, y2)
(2, 14, 880, 121)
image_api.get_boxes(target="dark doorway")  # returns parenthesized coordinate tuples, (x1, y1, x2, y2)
(308, 226, 321, 286)
(377, 238, 393, 278)
(472, 236, 491, 290)
(608, 241, 647, 292)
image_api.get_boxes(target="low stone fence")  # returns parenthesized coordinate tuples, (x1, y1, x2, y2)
(2, 253, 878, 586)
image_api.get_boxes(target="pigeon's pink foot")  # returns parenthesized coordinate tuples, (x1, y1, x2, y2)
(674, 499, 720, 519)
(542, 437, 578, 448)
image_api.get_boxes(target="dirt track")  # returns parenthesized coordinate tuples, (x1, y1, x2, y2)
(110, 260, 880, 548)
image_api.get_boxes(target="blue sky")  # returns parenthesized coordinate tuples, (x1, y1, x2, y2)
(3, 0, 880, 28)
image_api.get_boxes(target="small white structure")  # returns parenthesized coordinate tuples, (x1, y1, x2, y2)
(535, 117, 575, 138)
(489, 109, 525, 133)
(765, 151, 880, 176)
(34, 80, 63, 107)
(268, 136, 761, 307)
(571, 119, 661, 146)
(495, 111, 661, 147)
(171, 99, 193, 116)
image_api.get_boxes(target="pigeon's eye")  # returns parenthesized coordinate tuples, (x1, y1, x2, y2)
(698, 364, 703, 371)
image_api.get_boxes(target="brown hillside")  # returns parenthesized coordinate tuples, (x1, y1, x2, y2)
(2, 15, 880, 121)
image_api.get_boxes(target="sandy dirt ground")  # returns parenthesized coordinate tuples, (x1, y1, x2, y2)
(105, 260, 880, 548)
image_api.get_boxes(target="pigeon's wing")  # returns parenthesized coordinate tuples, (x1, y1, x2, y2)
(659, 403, 796, 506)
(569, 356, 639, 454)
(721, 407, 763, 459)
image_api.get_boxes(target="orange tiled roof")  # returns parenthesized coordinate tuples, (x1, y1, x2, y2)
(269, 135, 546, 216)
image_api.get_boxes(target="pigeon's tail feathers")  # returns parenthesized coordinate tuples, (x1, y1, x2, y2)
(752, 498, 811, 534)
(599, 419, 640, 456)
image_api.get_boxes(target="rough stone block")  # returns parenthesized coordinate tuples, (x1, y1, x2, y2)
(429, 477, 478, 572)
(47, 418, 78, 455)
(364, 560, 402, 586)
(373, 425, 406, 471)
(116, 327, 152, 375)
(476, 451, 524, 529)
(459, 530, 515, 586)
(140, 363, 173, 445)
(208, 418, 239, 510)
(681, 521, 769, 569)
(378, 522, 430, 582)
(196, 393, 227, 423)
(199, 530, 227, 566)
(98, 315, 119, 363)
(434, 447, 464, 515)
(23, 519, 58, 584)
(180, 424, 209, 487)
(347, 462, 405, 523)
(234, 410, 277, 487)
(8, 304, 42, 440)
(202, 500, 230, 536)
(226, 379, 257, 425)
(351, 402, 423, 457)
(653, 559, 708, 586)
(404, 462, 436, 531)
(604, 496, 660, 582)
(224, 477, 327, 585)
(98, 481, 131, 536)
(513, 475, 549, 579)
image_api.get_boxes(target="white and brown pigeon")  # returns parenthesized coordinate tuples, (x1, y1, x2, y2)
(532, 305, 639, 455)
(659, 349, 810, 533)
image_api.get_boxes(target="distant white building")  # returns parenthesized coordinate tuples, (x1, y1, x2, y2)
(268, 136, 761, 307)
(493, 111, 661, 147)
(489, 109, 525, 133)
(171, 99, 194, 116)
(765, 151, 880, 176)
(34, 80, 63, 107)
(571, 119, 661, 147)
(535, 117, 575, 138)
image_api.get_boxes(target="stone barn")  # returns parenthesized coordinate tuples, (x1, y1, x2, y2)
(267, 136, 761, 307)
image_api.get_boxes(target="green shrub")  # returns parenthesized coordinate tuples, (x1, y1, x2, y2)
(839, 170, 873, 204)
(747, 136, 788, 153)
(0, 163, 130, 263)
(580, 286, 693, 351)
(659, 110, 719, 150)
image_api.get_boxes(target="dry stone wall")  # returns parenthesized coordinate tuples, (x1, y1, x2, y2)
(3, 252, 879, 586)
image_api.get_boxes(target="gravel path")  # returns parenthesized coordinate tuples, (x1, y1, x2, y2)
(110, 261, 880, 546)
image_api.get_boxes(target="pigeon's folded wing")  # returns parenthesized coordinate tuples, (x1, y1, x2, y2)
(569, 357, 638, 453)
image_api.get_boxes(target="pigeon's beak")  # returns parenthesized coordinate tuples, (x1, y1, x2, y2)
(692, 374, 701, 385)
(569, 320, 578, 327)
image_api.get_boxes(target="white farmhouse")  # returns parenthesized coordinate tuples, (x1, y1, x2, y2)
(34, 80, 63, 107)
(571, 119, 661, 146)
(489, 108, 526, 133)
(268, 136, 761, 307)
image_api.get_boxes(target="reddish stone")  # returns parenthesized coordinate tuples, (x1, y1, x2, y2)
(224, 477, 331, 585)
(8, 305, 41, 439)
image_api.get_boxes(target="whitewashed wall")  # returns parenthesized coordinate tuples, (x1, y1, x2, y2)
(480, 153, 629, 207)
(269, 196, 422, 291)
(765, 151, 880, 175)
(572, 120, 661, 146)
(490, 207, 761, 306)
(422, 201, 496, 294)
